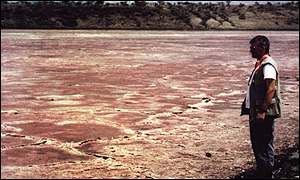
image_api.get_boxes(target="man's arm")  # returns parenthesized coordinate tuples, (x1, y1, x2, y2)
(265, 78, 276, 107)
(257, 78, 276, 119)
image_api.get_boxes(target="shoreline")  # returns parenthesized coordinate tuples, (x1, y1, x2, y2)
(1, 28, 299, 31)
(2, 2, 298, 31)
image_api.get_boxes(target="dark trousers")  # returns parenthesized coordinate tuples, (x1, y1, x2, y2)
(249, 116, 275, 178)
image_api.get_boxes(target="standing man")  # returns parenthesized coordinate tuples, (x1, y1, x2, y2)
(241, 35, 281, 179)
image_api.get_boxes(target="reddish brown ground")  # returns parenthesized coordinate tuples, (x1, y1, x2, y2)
(1, 30, 299, 178)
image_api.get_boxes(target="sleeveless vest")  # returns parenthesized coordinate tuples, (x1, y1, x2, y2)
(249, 56, 281, 119)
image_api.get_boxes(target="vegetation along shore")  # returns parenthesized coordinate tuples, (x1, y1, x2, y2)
(1, 1, 299, 30)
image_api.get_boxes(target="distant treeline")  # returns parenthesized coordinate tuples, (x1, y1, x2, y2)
(1, 1, 299, 30)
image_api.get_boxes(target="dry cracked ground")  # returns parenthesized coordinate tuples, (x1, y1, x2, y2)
(1, 30, 299, 179)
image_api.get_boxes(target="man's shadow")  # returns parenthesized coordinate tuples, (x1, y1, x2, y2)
(231, 145, 299, 179)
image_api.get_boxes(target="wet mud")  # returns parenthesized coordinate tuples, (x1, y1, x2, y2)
(1, 30, 298, 178)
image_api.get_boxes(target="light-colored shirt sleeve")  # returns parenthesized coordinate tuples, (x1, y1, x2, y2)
(263, 64, 277, 80)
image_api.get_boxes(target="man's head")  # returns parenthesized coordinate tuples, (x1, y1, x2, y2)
(249, 35, 270, 60)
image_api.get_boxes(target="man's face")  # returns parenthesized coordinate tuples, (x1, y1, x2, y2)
(250, 42, 265, 59)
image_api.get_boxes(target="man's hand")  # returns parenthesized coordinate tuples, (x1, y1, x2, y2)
(257, 112, 266, 120)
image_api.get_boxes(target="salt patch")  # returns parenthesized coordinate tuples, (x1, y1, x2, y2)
(1, 124, 23, 132)
(56, 120, 79, 126)
(138, 112, 173, 126)
(187, 101, 213, 109)
(216, 90, 242, 97)
(49, 100, 81, 105)
(36, 94, 84, 100)
(1, 110, 18, 114)
(190, 94, 208, 99)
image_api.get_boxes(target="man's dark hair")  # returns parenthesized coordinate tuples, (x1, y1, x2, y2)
(250, 35, 270, 54)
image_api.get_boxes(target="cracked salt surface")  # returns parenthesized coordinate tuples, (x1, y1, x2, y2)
(1, 30, 298, 179)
